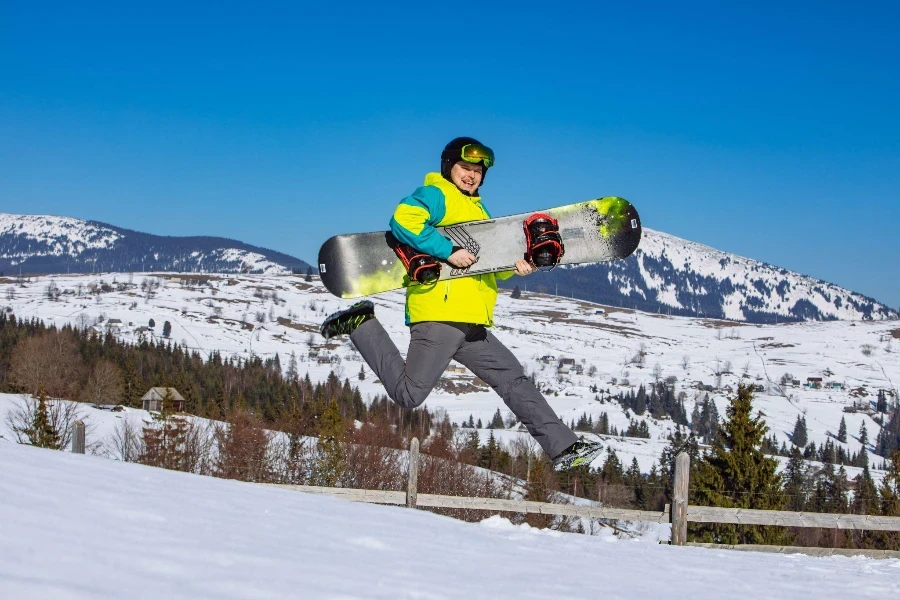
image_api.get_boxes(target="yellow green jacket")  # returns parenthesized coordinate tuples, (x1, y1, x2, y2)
(389, 173, 514, 326)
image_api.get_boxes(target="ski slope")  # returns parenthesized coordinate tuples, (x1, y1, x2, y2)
(2, 441, 899, 599)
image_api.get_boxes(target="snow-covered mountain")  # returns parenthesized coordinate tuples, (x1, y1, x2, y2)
(2, 212, 894, 322)
(0, 213, 311, 275)
(501, 228, 897, 323)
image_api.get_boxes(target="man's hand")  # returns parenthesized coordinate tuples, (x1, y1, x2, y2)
(514, 259, 536, 276)
(448, 248, 478, 268)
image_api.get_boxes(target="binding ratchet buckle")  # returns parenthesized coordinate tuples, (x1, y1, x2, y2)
(523, 213, 565, 269)
(391, 241, 442, 284)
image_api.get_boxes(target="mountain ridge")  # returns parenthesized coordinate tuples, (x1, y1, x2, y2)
(499, 227, 897, 323)
(0, 213, 311, 275)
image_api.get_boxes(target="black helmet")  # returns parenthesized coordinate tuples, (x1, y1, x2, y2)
(440, 137, 493, 187)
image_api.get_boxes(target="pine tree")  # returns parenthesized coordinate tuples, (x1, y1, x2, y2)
(634, 385, 647, 415)
(26, 388, 62, 449)
(859, 421, 869, 449)
(162, 321, 172, 338)
(852, 463, 879, 515)
(480, 431, 500, 470)
(791, 414, 808, 447)
(286, 351, 299, 383)
(837, 416, 847, 443)
(305, 266, 313, 282)
(488, 409, 504, 429)
(782, 447, 808, 512)
(510, 285, 521, 299)
(690, 384, 788, 545)
(310, 400, 346, 487)
(880, 451, 900, 517)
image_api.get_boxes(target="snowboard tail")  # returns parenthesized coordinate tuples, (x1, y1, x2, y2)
(318, 197, 641, 299)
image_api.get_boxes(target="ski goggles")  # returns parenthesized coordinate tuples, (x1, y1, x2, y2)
(459, 143, 495, 168)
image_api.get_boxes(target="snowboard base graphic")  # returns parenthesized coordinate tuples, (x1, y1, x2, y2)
(318, 197, 641, 299)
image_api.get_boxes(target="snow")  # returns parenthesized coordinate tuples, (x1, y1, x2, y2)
(1, 272, 898, 479)
(2, 441, 900, 599)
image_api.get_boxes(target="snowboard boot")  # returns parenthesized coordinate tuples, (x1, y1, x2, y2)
(551, 437, 604, 471)
(320, 300, 375, 339)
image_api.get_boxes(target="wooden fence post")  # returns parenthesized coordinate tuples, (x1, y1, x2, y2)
(671, 451, 690, 546)
(72, 420, 85, 454)
(407, 437, 420, 509)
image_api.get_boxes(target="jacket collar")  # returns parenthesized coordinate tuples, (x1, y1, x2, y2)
(424, 172, 482, 203)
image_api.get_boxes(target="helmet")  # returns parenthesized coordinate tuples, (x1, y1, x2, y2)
(440, 137, 493, 188)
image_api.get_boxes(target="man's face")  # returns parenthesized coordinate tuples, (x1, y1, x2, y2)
(449, 161, 484, 195)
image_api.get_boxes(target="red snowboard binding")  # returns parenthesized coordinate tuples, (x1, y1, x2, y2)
(392, 241, 442, 284)
(523, 213, 565, 269)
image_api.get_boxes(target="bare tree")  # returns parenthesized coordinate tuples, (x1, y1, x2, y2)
(4, 393, 85, 449)
(214, 408, 273, 483)
(76, 313, 91, 331)
(81, 360, 124, 407)
(681, 355, 691, 371)
(8, 330, 83, 399)
(106, 416, 142, 462)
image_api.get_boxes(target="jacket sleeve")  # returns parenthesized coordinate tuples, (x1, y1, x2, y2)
(389, 186, 454, 260)
(495, 270, 516, 281)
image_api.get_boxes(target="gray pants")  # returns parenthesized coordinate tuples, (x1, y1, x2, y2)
(350, 319, 578, 458)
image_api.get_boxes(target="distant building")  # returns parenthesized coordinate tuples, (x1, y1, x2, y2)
(444, 363, 467, 374)
(142, 387, 185, 412)
(106, 318, 123, 329)
(806, 377, 823, 389)
(826, 381, 844, 390)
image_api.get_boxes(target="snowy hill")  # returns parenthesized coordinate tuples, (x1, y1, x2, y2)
(2, 441, 899, 599)
(501, 228, 897, 323)
(0, 213, 311, 275)
(2, 272, 898, 478)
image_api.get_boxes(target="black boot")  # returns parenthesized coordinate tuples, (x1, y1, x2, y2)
(551, 437, 603, 471)
(320, 301, 375, 339)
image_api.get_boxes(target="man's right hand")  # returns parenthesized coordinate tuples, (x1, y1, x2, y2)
(447, 248, 478, 268)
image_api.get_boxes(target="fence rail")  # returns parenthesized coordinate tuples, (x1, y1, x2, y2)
(68, 427, 900, 556)
(271, 483, 671, 523)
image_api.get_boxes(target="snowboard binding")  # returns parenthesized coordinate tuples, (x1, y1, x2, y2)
(391, 240, 442, 285)
(523, 213, 565, 269)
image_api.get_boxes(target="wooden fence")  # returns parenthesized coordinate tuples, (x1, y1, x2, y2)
(68, 426, 900, 557)
(272, 443, 900, 557)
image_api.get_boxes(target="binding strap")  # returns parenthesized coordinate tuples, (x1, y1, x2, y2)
(390, 239, 442, 284)
(523, 213, 565, 269)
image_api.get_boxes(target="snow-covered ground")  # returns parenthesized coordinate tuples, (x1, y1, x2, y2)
(2, 272, 898, 475)
(2, 441, 899, 600)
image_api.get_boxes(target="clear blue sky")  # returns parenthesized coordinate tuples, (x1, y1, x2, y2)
(1, 1, 898, 308)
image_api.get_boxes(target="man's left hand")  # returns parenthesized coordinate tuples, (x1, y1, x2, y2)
(514, 259, 536, 276)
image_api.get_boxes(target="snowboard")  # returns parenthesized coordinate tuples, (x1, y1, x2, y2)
(318, 197, 641, 299)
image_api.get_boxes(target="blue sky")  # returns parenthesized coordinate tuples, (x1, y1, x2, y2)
(1, 1, 898, 307)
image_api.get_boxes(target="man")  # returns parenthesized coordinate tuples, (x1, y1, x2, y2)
(321, 137, 601, 471)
